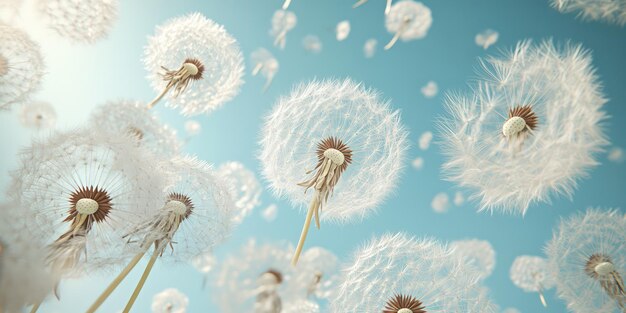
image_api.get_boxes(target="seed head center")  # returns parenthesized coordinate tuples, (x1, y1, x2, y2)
(595, 261, 615, 276)
(324, 148, 345, 165)
(76, 198, 99, 215)
(165, 200, 188, 216)
(502, 116, 526, 137)
(398, 309, 414, 313)
(183, 62, 199, 76)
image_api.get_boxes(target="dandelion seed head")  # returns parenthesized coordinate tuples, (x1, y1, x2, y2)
(450, 239, 496, 280)
(546, 208, 626, 312)
(270, 10, 297, 49)
(0, 24, 44, 109)
(364, 38, 377, 58)
(421, 81, 438, 98)
(151, 288, 189, 313)
(431, 192, 450, 213)
(440, 40, 608, 214)
(418, 131, 433, 150)
(37, 0, 118, 43)
(251, 48, 279, 84)
(259, 79, 408, 223)
(217, 161, 262, 224)
(144, 13, 245, 116)
(330, 233, 497, 312)
(475, 29, 499, 50)
(608, 147, 624, 163)
(510, 255, 555, 293)
(303, 35, 322, 53)
(336, 20, 351, 41)
(551, 0, 626, 26)
(19, 101, 57, 130)
(386, 0, 432, 41)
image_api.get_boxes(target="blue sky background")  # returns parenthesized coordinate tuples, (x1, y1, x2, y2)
(1, 0, 625, 312)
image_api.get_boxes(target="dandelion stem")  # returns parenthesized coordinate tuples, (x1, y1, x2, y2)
(385, 0, 392, 15)
(385, 19, 409, 50)
(352, 0, 367, 9)
(292, 196, 318, 265)
(122, 248, 159, 313)
(147, 84, 174, 109)
(538, 288, 547, 307)
(252, 63, 263, 76)
(29, 301, 41, 313)
(282, 0, 292, 10)
(84, 250, 147, 313)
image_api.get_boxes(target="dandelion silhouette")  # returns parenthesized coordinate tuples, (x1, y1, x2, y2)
(0, 24, 44, 109)
(510, 255, 555, 307)
(384, 0, 432, 50)
(259, 79, 408, 265)
(546, 208, 626, 312)
(144, 13, 244, 116)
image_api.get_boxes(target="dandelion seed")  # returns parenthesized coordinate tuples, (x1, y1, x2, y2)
(144, 13, 244, 116)
(89, 100, 182, 157)
(451, 239, 496, 280)
(411, 157, 424, 170)
(475, 29, 499, 50)
(250, 48, 279, 91)
(302, 35, 322, 54)
(217, 161, 262, 224)
(0, 24, 44, 109)
(439, 40, 608, 214)
(431, 192, 449, 213)
(86, 156, 234, 313)
(262, 204, 278, 222)
(546, 208, 626, 312)
(418, 131, 433, 150)
(330, 233, 498, 312)
(608, 147, 624, 163)
(510, 255, 555, 307)
(336, 20, 351, 41)
(184, 120, 201, 137)
(37, 0, 118, 43)
(453, 191, 464, 206)
(420, 81, 438, 98)
(363, 39, 377, 58)
(290, 247, 338, 300)
(353, 0, 394, 15)
(192, 251, 216, 287)
(151, 288, 188, 313)
(259, 79, 408, 265)
(19, 101, 57, 130)
(384, 0, 432, 50)
(550, 0, 626, 26)
(270, 10, 297, 50)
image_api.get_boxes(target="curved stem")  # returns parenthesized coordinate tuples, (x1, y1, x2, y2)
(252, 63, 263, 76)
(352, 0, 367, 9)
(292, 196, 318, 265)
(122, 249, 159, 313)
(147, 84, 174, 109)
(29, 302, 41, 313)
(84, 250, 147, 313)
(282, 0, 292, 10)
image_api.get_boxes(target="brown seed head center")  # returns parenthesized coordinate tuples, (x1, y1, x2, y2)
(183, 58, 205, 81)
(315, 136, 353, 173)
(66, 185, 112, 228)
(166, 192, 194, 220)
(263, 269, 283, 284)
(383, 294, 427, 313)
(508, 105, 538, 131)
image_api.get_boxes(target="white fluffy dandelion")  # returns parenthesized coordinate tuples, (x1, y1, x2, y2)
(331, 233, 497, 312)
(87, 156, 235, 313)
(384, 0, 432, 50)
(335, 20, 351, 41)
(270, 10, 297, 50)
(475, 29, 499, 50)
(0, 202, 56, 313)
(89, 100, 182, 157)
(214, 239, 293, 313)
(217, 161, 262, 224)
(143, 13, 245, 116)
(353, 0, 394, 15)
(0, 24, 44, 109)
(431, 192, 450, 213)
(37, 0, 118, 43)
(546, 208, 626, 312)
(510, 255, 555, 307)
(608, 147, 624, 163)
(184, 120, 201, 137)
(151, 288, 188, 313)
(262, 204, 278, 222)
(418, 131, 433, 150)
(19, 101, 57, 130)
(289, 247, 339, 300)
(411, 157, 424, 170)
(439, 40, 608, 214)
(551, 0, 626, 26)
(302, 35, 322, 54)
(250, 48, 279, 91)
(259, 78, 408, 264)
(363, 38, 377, 58)
(421, 81, 438, 98)
(450, 239, 496, 280)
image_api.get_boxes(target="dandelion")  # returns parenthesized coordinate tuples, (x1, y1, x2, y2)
(475, 29, 499, 50)
(86, 156, 235, 313)
(546, 208, 626, 312)
(289, 247, 338, 300)
(302, 35, 322, 54)
(450, 239, 496, 280)
(418, 131, 433, 150)
(270, 10, 297, 50)
(420, 81, 438, 98)
(510, 255, 555, 307)
(363, 39, 377, 58)
(431, 192, 449, 213)
(262, 204, 278, 222)
(250, 48, 279, 91)
(283, 299, 320, 313)
(0, 202, 56, 313)
(411, 157, 424, 170)
(551, 0, 626, 26)
(184, 120, 201, 137)
(439, 40, 608, 214)
(19, 101, 57, 130)
(217, 161, 263, 224)
(608, 147, 624, 163)
(336, 20, 351, 41)
(384, 0, 432, 50)
(0, 24, 44, 110)
(214, 239, 293, 313)
(191, 251, 216, 287)
(453, 191, 465, 206)
(353, 0, 394, 15)
(151, 288, 188, 313)
(143, 13, 245, 116)
(330, 233, 498, 312)
(89, 100, 182, 157)
(37, 0, 118, 43)
(259, 79, 408, 265)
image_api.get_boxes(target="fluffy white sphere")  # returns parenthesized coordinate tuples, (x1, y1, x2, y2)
(451, 239, 497, 280)
(37, 0, 118, 43)
(19, 101, 57, 130)
(151, 288, 189, 313)
(217, 161, 262, 224)
(551, 0, 626, 26)
(385, 0, 432, 41)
